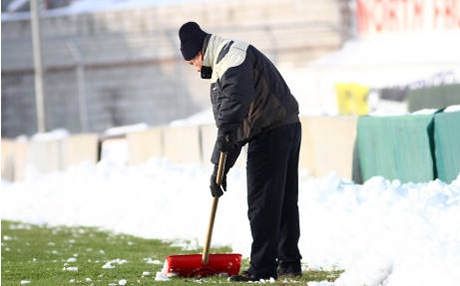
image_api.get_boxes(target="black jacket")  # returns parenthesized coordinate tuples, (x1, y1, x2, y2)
(203, 35, 299, 166)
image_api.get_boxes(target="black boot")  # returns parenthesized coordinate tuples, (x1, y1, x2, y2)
(229, 269, 276, 282)
(229, 271, 259, 282)
(278, 261, 302, 278)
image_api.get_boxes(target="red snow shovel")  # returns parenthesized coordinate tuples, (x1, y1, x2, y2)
(162, 152, 242, 278)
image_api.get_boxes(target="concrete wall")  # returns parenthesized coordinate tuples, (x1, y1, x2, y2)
(61, 134, 99, 167)
(1, 134, 98, 181)
(1, 139, 16, 181)
(12, 140, 29, 181)
(127, 127, 163, 165)
(27, 134, 99, 174)
(126, 116, 358, 179)
(27, 139, 64, 174)
(4, 115, 362, 182)
(2, 139, 30, 181)
(300, 116, 359, 179)
(163, 126, 202, 163)
(5, 113, 458, 184)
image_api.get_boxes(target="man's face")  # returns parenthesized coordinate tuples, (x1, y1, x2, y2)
(186, 51, 203, 73)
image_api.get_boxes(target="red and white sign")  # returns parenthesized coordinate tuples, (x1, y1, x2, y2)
(358, 0, 460, 35)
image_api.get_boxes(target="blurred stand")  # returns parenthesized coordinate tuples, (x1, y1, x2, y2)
(1, 0, 344, 138)
(2, 0, 459, 138)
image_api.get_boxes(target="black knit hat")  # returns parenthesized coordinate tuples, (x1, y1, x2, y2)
(179, 22, 208, 61)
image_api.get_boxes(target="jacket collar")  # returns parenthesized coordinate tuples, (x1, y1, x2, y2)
(203, 34, 230, 69)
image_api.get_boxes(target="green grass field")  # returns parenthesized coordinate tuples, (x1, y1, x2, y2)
(1, 220, 343, 285)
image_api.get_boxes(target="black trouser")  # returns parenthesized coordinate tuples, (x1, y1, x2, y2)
(246, 122, 302, 278)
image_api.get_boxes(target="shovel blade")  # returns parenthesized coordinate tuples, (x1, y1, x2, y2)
(162, 253, 242, 278)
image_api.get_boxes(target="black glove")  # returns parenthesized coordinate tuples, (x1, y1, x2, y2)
(210, 164, 227, 197)
(216, 131, 239, 153)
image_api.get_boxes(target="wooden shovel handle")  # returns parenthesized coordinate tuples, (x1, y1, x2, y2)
(215, 152, 227, 186)
(202, 152, 227, 264)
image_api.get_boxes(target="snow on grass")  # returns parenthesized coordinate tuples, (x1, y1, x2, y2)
(2, 158, 460, 286)
(67, 257, 77, 262)
(155, 271, 170, 281)
(144, 258, 162, 264)
(102, 259, 128, 269)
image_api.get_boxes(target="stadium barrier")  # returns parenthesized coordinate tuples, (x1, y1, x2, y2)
(27, 134, 99, 175)
(26, 138, 64, 174)
(1, 134, 98, 182)
(1, 139, 17, 181)
(61, 134, 99, 168)
(357, 114, 436, 184)
(357, 110, 460, 184)
(126, 127, 164, 165)
(13, 140, 29, 181)
(163, 125, 202, 163)
(3, 113, 459, 183)
(434, 111, 460, 184)
(300, 116, 359, 180)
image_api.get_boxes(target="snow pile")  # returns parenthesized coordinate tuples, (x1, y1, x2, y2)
(2, 158, 460, 286)
(303, 175, 460, 286)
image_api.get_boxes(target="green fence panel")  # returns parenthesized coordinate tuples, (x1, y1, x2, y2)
(434, 111, 460, 183)
(357, 114, 435, 183)
(408, 84, 460, 112)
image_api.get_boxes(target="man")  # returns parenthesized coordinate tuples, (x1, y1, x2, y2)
(179, 22, 302, 281)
